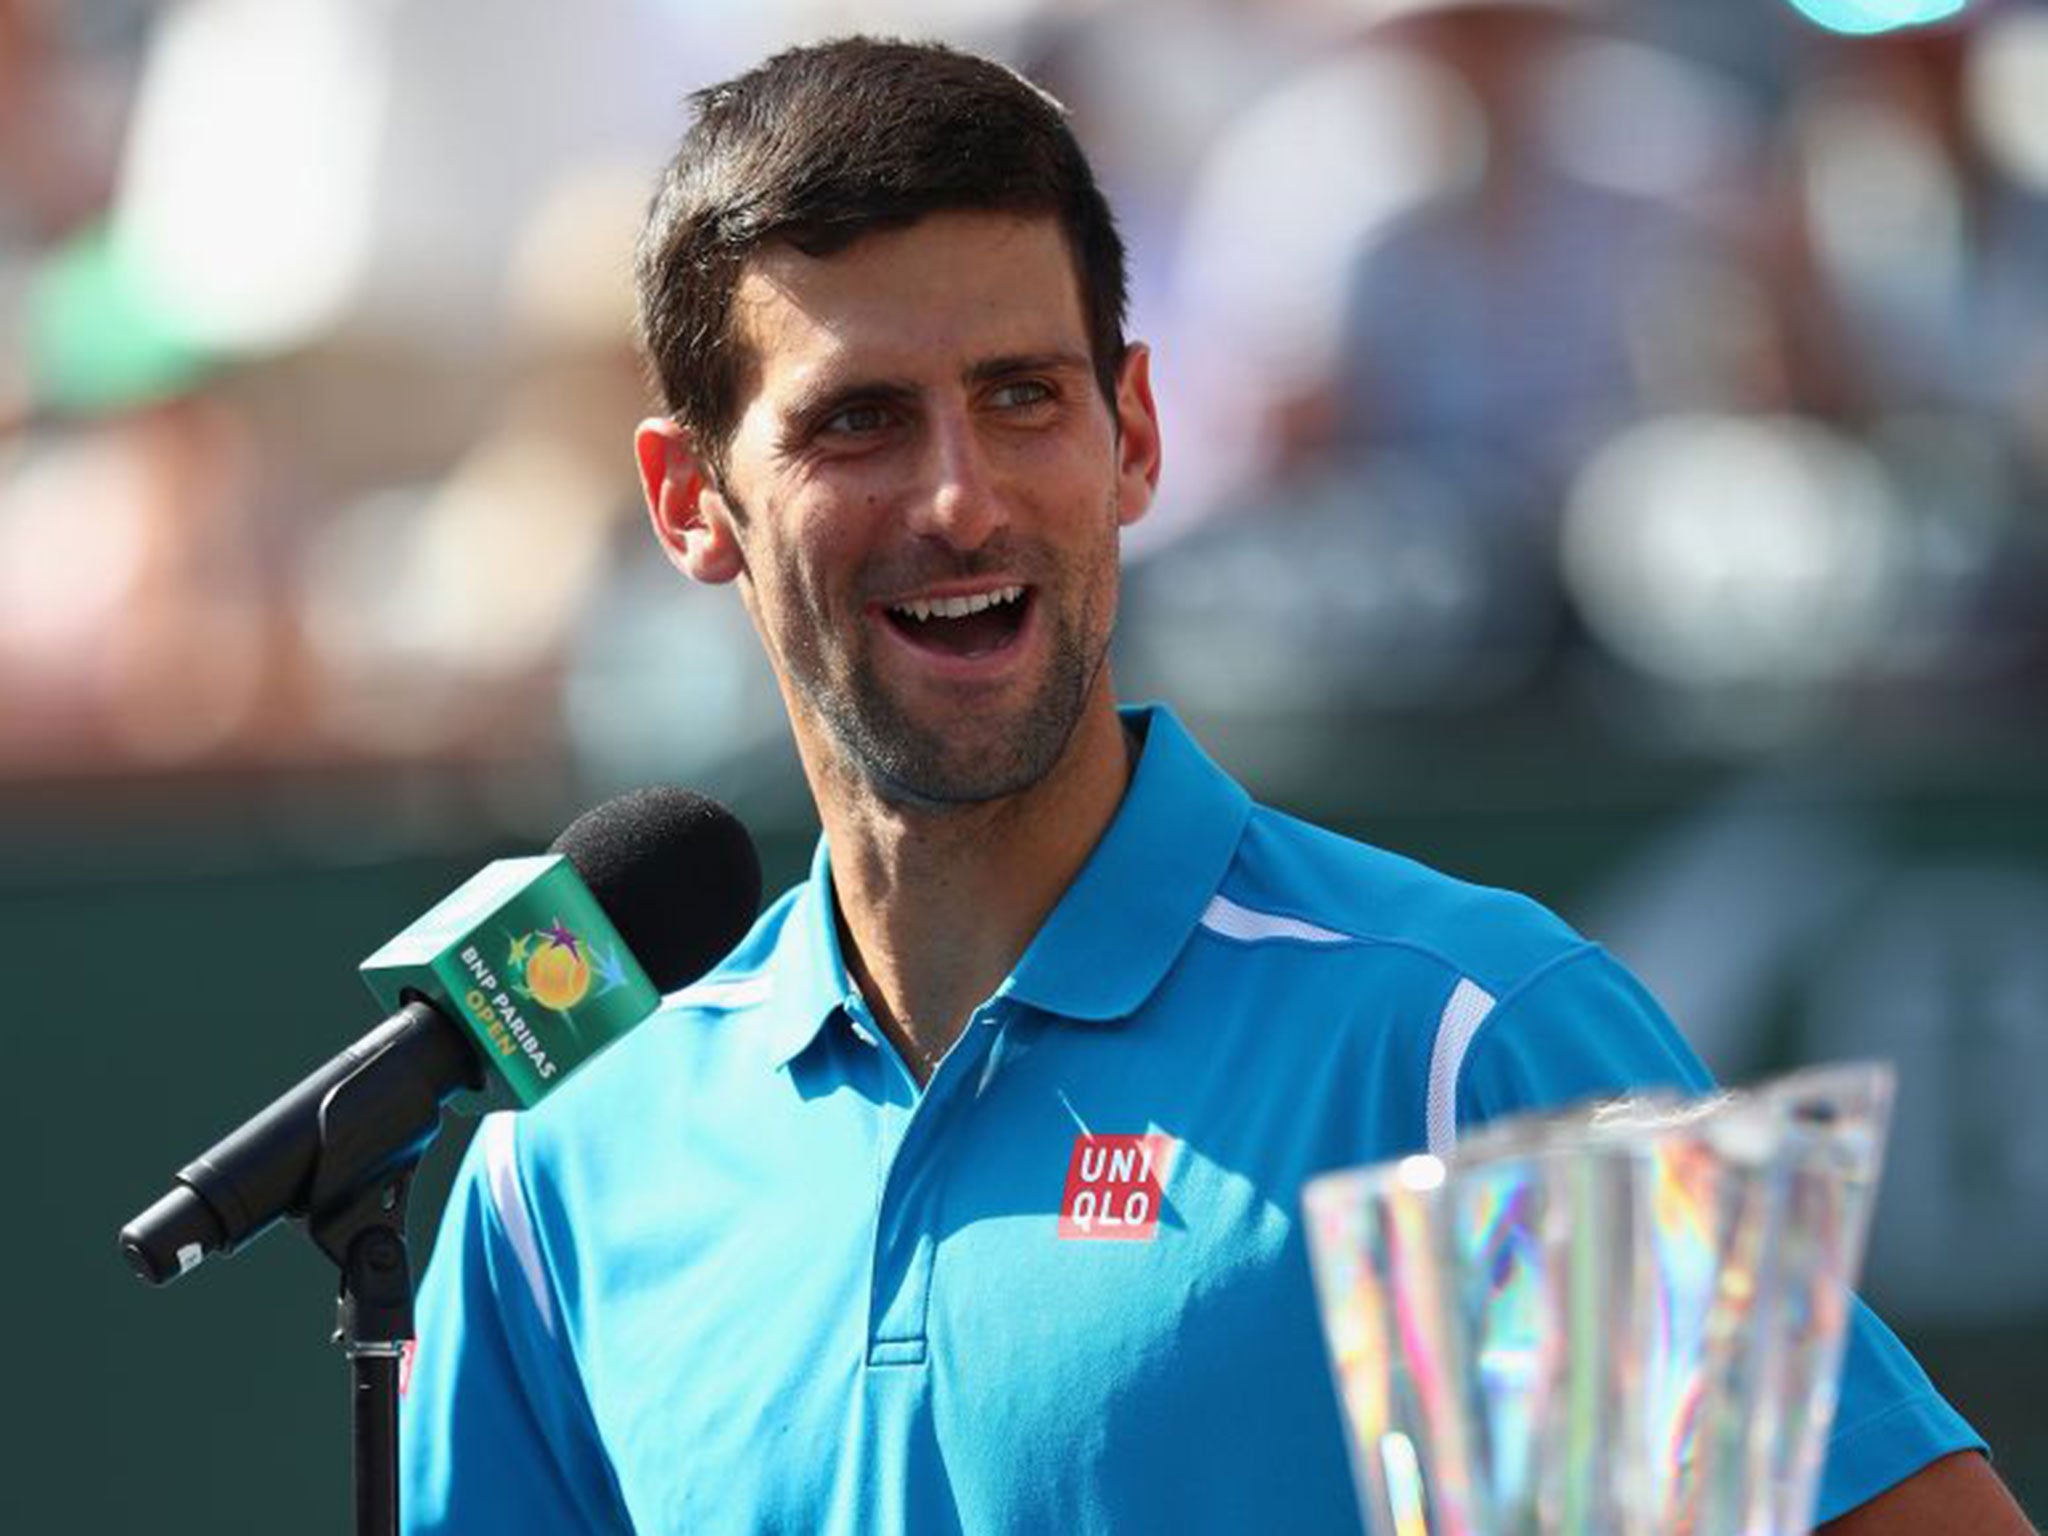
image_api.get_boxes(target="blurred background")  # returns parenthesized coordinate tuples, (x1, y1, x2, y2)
(7, 0, 2043, 1526)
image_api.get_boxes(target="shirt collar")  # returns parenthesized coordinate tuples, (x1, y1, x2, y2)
(1002, 704, 1249, 1020)
(759, 703, 1251, 1067)
(758, 834, 861, 1070)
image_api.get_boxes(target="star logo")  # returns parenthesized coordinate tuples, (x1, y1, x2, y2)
(504, 919, 631, 1021)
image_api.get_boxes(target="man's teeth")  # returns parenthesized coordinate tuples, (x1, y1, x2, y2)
(890, 585, 1025, 622)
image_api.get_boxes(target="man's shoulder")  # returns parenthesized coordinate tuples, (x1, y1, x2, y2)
(654, 880, 811, 1015)
(1215, 799, 1593, 1000)
(506, 881, 814, 1151)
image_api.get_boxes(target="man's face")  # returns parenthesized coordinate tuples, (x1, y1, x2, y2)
(650, 211, 1159, 807)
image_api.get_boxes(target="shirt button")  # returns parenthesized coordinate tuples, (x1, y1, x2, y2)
(844, 998, 877, 1046)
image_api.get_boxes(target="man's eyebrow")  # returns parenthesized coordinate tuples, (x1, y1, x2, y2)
(776, 352, 1091, 436)
(778, 376, 919, 427)
(965, 351, 1092, 385)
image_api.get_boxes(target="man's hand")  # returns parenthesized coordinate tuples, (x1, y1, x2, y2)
(1818, 1451, 2035, 1535)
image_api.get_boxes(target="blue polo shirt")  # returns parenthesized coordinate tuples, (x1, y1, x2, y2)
(401, 705, 1980, 1534)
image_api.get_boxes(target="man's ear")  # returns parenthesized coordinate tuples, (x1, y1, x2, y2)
(1112, 343, 1162, 529)
(636, 417, 744, 584)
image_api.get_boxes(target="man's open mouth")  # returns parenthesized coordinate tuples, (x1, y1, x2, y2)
(881, 584, 1031, 658)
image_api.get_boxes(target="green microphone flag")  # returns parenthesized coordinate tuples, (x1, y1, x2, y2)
(360, 855, 659, 1107)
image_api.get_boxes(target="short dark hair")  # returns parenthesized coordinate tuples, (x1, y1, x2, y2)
(634, 37, 1129, 476)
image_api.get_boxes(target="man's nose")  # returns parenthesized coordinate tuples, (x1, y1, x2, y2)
(908, 411, 1005, 550)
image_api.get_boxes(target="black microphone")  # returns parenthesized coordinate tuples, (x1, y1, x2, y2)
(118, 788, 761, 1286)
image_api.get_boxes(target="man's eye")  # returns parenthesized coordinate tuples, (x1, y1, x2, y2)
(821, 403, 892, 436)
(990, 380, 1053, 411)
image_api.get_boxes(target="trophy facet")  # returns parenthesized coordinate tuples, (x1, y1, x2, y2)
(1303, 1063, 1894, 1536)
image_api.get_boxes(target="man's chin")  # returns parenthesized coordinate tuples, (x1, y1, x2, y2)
(830, 701, 1082, 811)
(856, 740, 1057, 811)
(802, 629, 1107, 810)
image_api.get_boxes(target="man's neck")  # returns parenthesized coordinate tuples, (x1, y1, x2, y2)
(809, 694, 1136, 1085)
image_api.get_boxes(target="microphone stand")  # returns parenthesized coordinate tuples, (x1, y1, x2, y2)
(119, 1000, 483, 1534)
(313, 1179, 417, 1536)
(299, 1003, 462, 1536)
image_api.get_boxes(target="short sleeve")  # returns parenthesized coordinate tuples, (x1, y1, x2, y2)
(1454, 945, 1716, 1124)
(1811, 1299, 1984, 1523)
(401, 1116, 632, 1534)
(1452, 945, 1984, 1524)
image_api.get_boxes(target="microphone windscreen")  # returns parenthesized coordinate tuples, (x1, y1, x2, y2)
(550, 788, 762, 993)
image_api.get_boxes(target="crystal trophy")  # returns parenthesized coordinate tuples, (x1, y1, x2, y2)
(1302, 1063, 1894, 1536)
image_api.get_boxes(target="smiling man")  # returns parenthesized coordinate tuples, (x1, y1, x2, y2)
(639, 203, 1154, 1081)
(400, 38, 2029, 1536)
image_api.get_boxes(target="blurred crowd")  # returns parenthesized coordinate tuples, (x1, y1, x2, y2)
(3, 0, 2045, 798)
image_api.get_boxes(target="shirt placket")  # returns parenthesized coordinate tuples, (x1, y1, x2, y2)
(850, 996, 1005, 1369)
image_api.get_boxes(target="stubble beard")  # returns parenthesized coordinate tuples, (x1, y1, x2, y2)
(777, 530, 1118, 811)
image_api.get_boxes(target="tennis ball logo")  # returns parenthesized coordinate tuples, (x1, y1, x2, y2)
(509, 921, 593, 1013)
(526, 934, 591, 1011)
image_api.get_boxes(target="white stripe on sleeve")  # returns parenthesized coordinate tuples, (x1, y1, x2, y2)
(1198, 893, 1353, 946)
(480, 1112, 556, 1338)
(1425, 978, 1497, 1158)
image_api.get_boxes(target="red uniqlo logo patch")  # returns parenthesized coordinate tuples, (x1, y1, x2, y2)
(1059, 1134, 1177, 1241)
